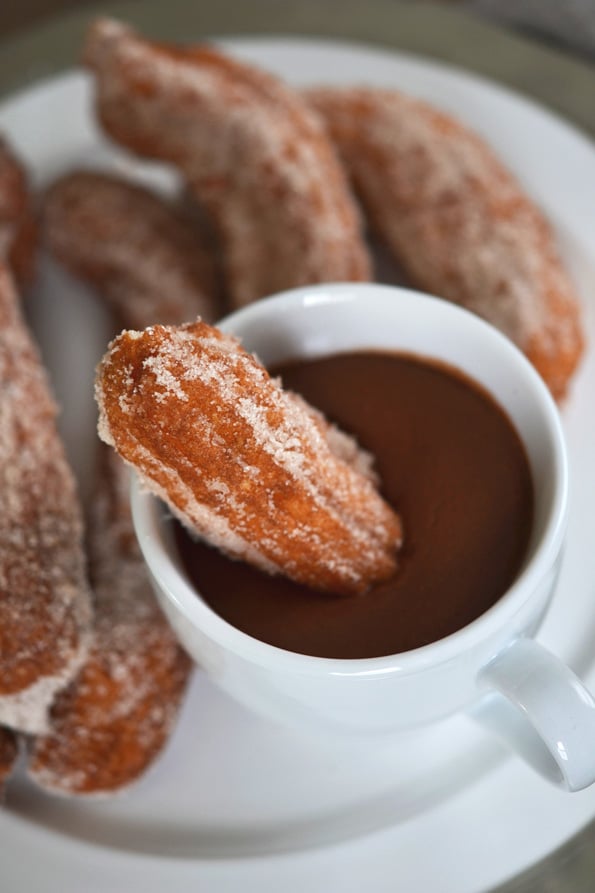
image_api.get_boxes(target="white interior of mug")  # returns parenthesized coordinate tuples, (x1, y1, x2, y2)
(131, 283, 568, 675)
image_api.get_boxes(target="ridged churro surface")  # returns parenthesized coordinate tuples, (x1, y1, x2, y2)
(84, 19, 371, 309)
(96, 320, 402, 595)
(28, 449, 192, 796)
(43, 171, 221, 327)
(0, 266, 92, 733)
(309, 87, 584, 398)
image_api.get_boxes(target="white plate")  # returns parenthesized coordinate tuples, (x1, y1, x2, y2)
(1, 36, 595, 893)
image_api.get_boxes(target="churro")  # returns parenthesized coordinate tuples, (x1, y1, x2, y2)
(95, 320, 402, 595)
(28, 448, 192, 796)
(43, 171, 221, 327)
(0, 265, 91, 734)
(83, 18, 371, 309)
(308, 87, 584, 398)
(0, 137, 37, 287)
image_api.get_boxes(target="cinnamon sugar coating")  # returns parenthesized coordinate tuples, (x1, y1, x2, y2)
(0, 137, 37, 288)
(0, 727, 18, 795)
(43, 171, 221, 327)
(83, 18, 371, 309)
(0, 266, 92, 733)
(95, 320, 402, 595)
(308, 87, 584, 398)
(28, 448, 192, 796)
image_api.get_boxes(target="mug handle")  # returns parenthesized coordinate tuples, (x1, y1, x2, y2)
(472, 637, 595, 791)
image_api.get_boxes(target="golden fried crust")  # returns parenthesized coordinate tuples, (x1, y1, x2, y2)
(308, 87, 584, 399)
(95, 320, 402, 595)
(43, 171, 222, 327)
(83, 18, 371, 309)
(28, 448, 192, 796)
(0, 137, 37, 288)
(0, 727, 18, 794)
(0, 266, 92, 733)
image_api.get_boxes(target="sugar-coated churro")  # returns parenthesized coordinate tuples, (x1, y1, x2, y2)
(43, 170, 221, 327)
(0, 265, 92, 734)
(28, 448, 192, 796)
(0, 137, 37, 287)
(95, 319, 402, 595)
(83, 18, 371, 309)
(308, 86, 584, 398)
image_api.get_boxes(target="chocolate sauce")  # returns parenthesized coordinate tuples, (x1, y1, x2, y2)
(173, 352, 533, 659)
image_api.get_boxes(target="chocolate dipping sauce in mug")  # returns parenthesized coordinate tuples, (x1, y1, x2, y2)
(173, 351, 533, 659)
(132, 283, 595, 791)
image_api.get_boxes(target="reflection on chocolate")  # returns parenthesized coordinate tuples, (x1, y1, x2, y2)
(174, 352, 533, 659)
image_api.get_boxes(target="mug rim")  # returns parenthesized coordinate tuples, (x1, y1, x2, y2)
(131, 283, 568, 678)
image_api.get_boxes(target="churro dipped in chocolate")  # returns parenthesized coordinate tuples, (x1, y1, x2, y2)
(0, 137, 37, 287)
(0, 265, 92, 733)
(83, 18, 371, 309)
(308, 87, 584, 398)
(43, 171, 221, 327)
(95, 320, 402, 595)
(28, 448, 192, 796)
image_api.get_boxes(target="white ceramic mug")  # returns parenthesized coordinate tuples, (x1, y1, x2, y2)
(131, 283, 595, 792)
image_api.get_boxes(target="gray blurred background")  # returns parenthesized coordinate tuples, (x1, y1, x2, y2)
(2, 0, 595, 60)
